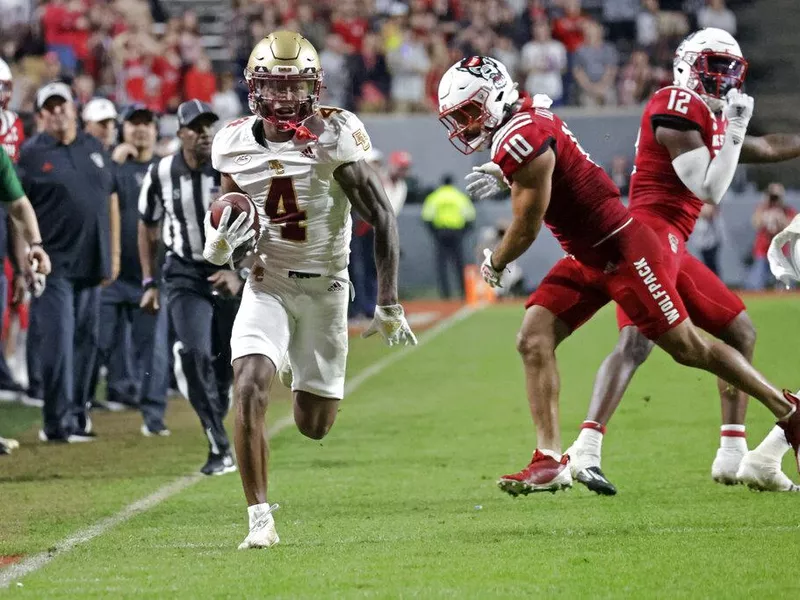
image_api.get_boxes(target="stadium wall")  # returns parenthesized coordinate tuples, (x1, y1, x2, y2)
(361, 108, 642, 188)
(394, 190, 800, 296)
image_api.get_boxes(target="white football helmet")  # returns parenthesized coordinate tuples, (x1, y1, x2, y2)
(0, 58, 12, 111)
(673, 28, 748, 112)
(438, 56, 519, 154)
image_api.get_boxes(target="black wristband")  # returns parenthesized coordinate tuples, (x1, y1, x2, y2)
(142, 278, 158, 291)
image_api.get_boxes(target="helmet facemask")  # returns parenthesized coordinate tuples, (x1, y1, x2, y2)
(245, 69, 322, 133)
(692, 51, 747, 100)
(438, 87, 496, 155)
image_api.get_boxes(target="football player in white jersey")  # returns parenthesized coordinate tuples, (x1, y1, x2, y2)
(204, 31, 417, 549)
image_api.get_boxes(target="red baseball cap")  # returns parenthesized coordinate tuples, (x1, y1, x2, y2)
(389, 150, 412, 168)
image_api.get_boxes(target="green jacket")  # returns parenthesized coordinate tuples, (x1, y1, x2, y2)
(0, 146, 24, 205)
(421, 185, 476, 230)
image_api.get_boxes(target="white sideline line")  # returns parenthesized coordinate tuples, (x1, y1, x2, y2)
(0, 303, 481, 588)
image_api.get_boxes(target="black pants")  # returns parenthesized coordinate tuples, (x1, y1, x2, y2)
(164, 256, 238, 455)
(96, 278, 169, 430)
(29, 276, 99, 438)
(348, 227, 376, 318)
(701, 246, 720, 276)
(433, 229, 467, 299)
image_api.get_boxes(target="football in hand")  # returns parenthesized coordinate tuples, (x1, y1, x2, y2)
(209, 192, 260, 263)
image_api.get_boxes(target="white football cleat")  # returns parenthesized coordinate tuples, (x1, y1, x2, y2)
(711, 446, 746, 485)
(238, 503, 280, 549)
(564, 443, 617, 496)
(277, 361, 293, 389)
(564, 443, 600, 478)
(736, 451, 800, 492)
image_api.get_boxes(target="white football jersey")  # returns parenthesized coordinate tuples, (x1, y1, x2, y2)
(212, 108, 373, 275)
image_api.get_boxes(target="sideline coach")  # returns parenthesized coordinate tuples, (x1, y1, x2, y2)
(18, 82, 120, 442)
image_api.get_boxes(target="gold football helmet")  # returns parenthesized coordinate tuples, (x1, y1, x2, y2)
(244, 31, 323, 131)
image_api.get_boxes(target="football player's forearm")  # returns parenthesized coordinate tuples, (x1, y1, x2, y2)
(493, 166, 550, 268)
(8, 196, 43, 246)
(741, 134, 800, 163)
(492, 221, 537, 269)
(7, 222, 27, 274)
(373, 213, 400, 306)
(672, 142, 741, 205)
(334, 160, 399, 304)
(137, 221, 160, 280)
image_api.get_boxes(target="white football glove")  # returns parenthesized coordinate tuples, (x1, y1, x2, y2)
(480, 248, 505, 288)
(724, 89, 754, 145)
(362, 304, 418, 347)
(202, 206, 257, 268)
(768, 214, 800, 287)
(532, 93, 554, 109)
(465, 161, 509, 201)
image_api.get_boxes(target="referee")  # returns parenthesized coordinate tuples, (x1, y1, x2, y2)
(138, 100, 244, 475)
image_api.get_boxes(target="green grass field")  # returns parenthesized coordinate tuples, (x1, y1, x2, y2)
(2, 297, 800, 598)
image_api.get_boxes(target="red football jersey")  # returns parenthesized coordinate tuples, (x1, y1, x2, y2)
(0, 110, 25, 163)
(491, 105, 628, 268)
(629, 86, 726, 240)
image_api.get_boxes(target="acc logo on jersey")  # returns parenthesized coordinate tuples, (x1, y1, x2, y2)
(458, 56, 507, 89)
(268, 159, 285, 174)
(234, 155, 252, 165)
(90, 152, 105, 168)
(668, 233, 679, 254)
(352, 129, 370, 151)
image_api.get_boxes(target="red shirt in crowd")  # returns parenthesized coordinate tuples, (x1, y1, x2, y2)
(753, 204, 797, 258)
(152, 55, 182, 108)
(552, 14, 587, 53)
(183, 67, 216, 104)
(124, 58, 166, 113)
(331, 17, 369, 52)
(41, 2, 71, 46)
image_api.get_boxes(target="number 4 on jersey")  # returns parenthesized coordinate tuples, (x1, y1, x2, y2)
(265, 177, 307, 241)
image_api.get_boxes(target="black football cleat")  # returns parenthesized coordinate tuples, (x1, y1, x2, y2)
(575, 466, 618, 496)
(200, 452, 237, 476)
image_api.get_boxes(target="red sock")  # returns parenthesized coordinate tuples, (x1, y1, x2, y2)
(720, 424, 746, 439)
(581, 421, 606, 434)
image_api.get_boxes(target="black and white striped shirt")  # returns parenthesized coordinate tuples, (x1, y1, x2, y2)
(138, 151, 220, 262)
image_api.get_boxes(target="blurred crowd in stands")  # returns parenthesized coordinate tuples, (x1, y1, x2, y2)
(1, 0, 740, 121)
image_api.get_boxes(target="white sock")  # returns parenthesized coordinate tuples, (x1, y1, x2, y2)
(720, 425, 747, 451)
(538, 448, 562, 461)
(247, 503, 273, 529)
(575, 426, 604, 458)
(752, 425, 791, 462)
